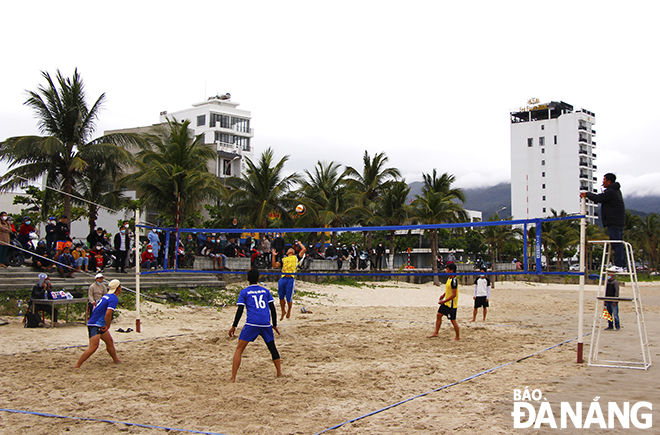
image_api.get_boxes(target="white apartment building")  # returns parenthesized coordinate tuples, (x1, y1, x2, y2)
(160, 93, 254, 181)
(510, 100, 597, 223)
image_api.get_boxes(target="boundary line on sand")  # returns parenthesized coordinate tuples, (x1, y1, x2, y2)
(314, 335, 584, 434)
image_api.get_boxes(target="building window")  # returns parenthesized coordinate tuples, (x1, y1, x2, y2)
(543, 207, 546, 213)
(541, 160, 545, 166)
(234, 136, 250, 152)
(223, 159, 233, 176)
(197, 115, 206, 126)
(527, 138, 533, 147)
(213, 113, 231, 128)
(542, 172, 545, 177)
(542, 184, 546, 189)
(541, 148, 545, 154)
(232, 117, 250, 133)
(554, 135, 557, 144)
(539, 136, 545, 146)
(210, 113, 230, 128)
(542, 196, 546, 201)
(541, 125, 545, 130)
(214, 132, 232, 144)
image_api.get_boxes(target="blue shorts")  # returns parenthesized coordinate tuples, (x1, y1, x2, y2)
(278, 276, 295, 302)
(87, 325, 105, 338)
(239, 324, 275, 343)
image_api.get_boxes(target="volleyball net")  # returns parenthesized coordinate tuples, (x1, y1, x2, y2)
(134, 214, 586, 278)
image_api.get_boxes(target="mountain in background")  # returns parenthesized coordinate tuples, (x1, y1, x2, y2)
(407, 182, 659, 219)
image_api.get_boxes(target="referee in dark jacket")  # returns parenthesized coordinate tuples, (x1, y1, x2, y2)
(581, 173, 626, 271)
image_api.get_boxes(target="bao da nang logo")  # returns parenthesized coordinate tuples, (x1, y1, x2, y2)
(511, 388, 653, 429)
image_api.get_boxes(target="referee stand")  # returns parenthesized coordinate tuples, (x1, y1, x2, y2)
(588, 240, 651, 370)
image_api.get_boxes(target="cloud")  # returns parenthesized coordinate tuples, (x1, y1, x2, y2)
(622, 173, 660, 197)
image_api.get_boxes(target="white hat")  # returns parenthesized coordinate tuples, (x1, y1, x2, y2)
(95, 273, 104, 279)
(107, 279, 121, 293)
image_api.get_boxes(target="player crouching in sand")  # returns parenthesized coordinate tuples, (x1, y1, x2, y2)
(229, 268, 282, 382)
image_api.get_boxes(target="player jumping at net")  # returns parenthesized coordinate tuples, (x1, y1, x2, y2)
(429, 263, 460, 341)
(229, 268, 282, 382)
(276, 241, 306, 320)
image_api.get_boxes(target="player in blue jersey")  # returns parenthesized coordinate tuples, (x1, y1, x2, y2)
(229, 268, 281, 382)
(74, 279, 123, 368)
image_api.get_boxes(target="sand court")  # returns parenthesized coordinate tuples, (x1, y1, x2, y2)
(1, 280, 658, 434)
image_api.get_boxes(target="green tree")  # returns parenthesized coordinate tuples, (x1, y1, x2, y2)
(121, 118, 223, 226)
(0, 69, 136, 222)
(483, 213, 521, 266)
(299, 161, 351, 245)
(410, 171, 468, 286)
(628, 213, 660, 274)
(546, 220, 579, 271)
(226, 148, 300, 230)
(371, 181, 411, 267)
(74, 146, 133, 233)
(344, 151, 401, 248)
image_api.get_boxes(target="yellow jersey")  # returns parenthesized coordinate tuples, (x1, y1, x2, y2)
(443, 277, 458, 309)
(281, 255, 298, 277)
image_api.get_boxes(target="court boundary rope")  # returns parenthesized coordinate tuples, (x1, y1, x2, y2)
(1, 332, 587, 434)
(314, 335, 584, 434)
(0, 408, 229, 435)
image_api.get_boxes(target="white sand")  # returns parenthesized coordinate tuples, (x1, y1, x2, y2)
(1, 279, 658, 434)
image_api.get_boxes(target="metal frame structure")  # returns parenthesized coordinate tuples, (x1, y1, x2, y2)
(588, 240, 652, 370)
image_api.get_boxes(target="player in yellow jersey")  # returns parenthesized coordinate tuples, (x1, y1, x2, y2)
(428, 263, 460, 341)
(276, 241, 306, 320)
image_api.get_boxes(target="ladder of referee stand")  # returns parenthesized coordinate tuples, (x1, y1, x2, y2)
(588, 240, 651, 369)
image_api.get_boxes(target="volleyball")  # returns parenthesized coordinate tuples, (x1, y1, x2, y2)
(296, 204, 306, 215)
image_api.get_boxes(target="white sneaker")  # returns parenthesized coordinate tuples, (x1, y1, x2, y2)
(607, 265, 625, 273)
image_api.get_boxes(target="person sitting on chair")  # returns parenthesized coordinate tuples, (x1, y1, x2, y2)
(31, 273, 58, 324)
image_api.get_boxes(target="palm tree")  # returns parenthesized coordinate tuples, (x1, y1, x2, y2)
(628, 213, 660, 273)
(0, 69, 137, 221)
(483, 212, 521, 266)
(344, 151, 401, 205)
(546, 220, 579, 271)
(73, 150, 131, 233)
(371, 181, 411, 268)
(411, 171, 468, 286)
(344, 151, 401, 248)
(226, 148, 300, 230)
(299, 161, 351, 245)
(121, 118, 223, 226)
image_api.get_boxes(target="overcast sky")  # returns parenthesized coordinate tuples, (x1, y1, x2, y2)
(2, 1, 659, 197)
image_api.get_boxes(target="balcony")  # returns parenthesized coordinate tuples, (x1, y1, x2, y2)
(591, 129, 596, 135)
(578, 124, 588, 131)
(579, 147, 588, 155)
(579, 171, 589, 179)
(579, 159, 589, 167)
(592, 152, 597, 158)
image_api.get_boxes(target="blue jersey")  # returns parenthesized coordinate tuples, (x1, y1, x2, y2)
(237, 285, 274, 327)
(87, 293, 118, 327)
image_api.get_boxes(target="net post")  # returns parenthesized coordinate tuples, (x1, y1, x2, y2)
(577, 196, 586, 363)
(135, 207, 141, 333)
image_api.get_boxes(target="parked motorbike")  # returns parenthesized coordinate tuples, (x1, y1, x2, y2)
(251, 249, 271, 269)
(6, 234, 26, 267)
(358, 250, 370, 270)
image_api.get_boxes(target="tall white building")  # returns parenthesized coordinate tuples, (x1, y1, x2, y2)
(160, 93, 254, 181)
(510, 100, 597, 223)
